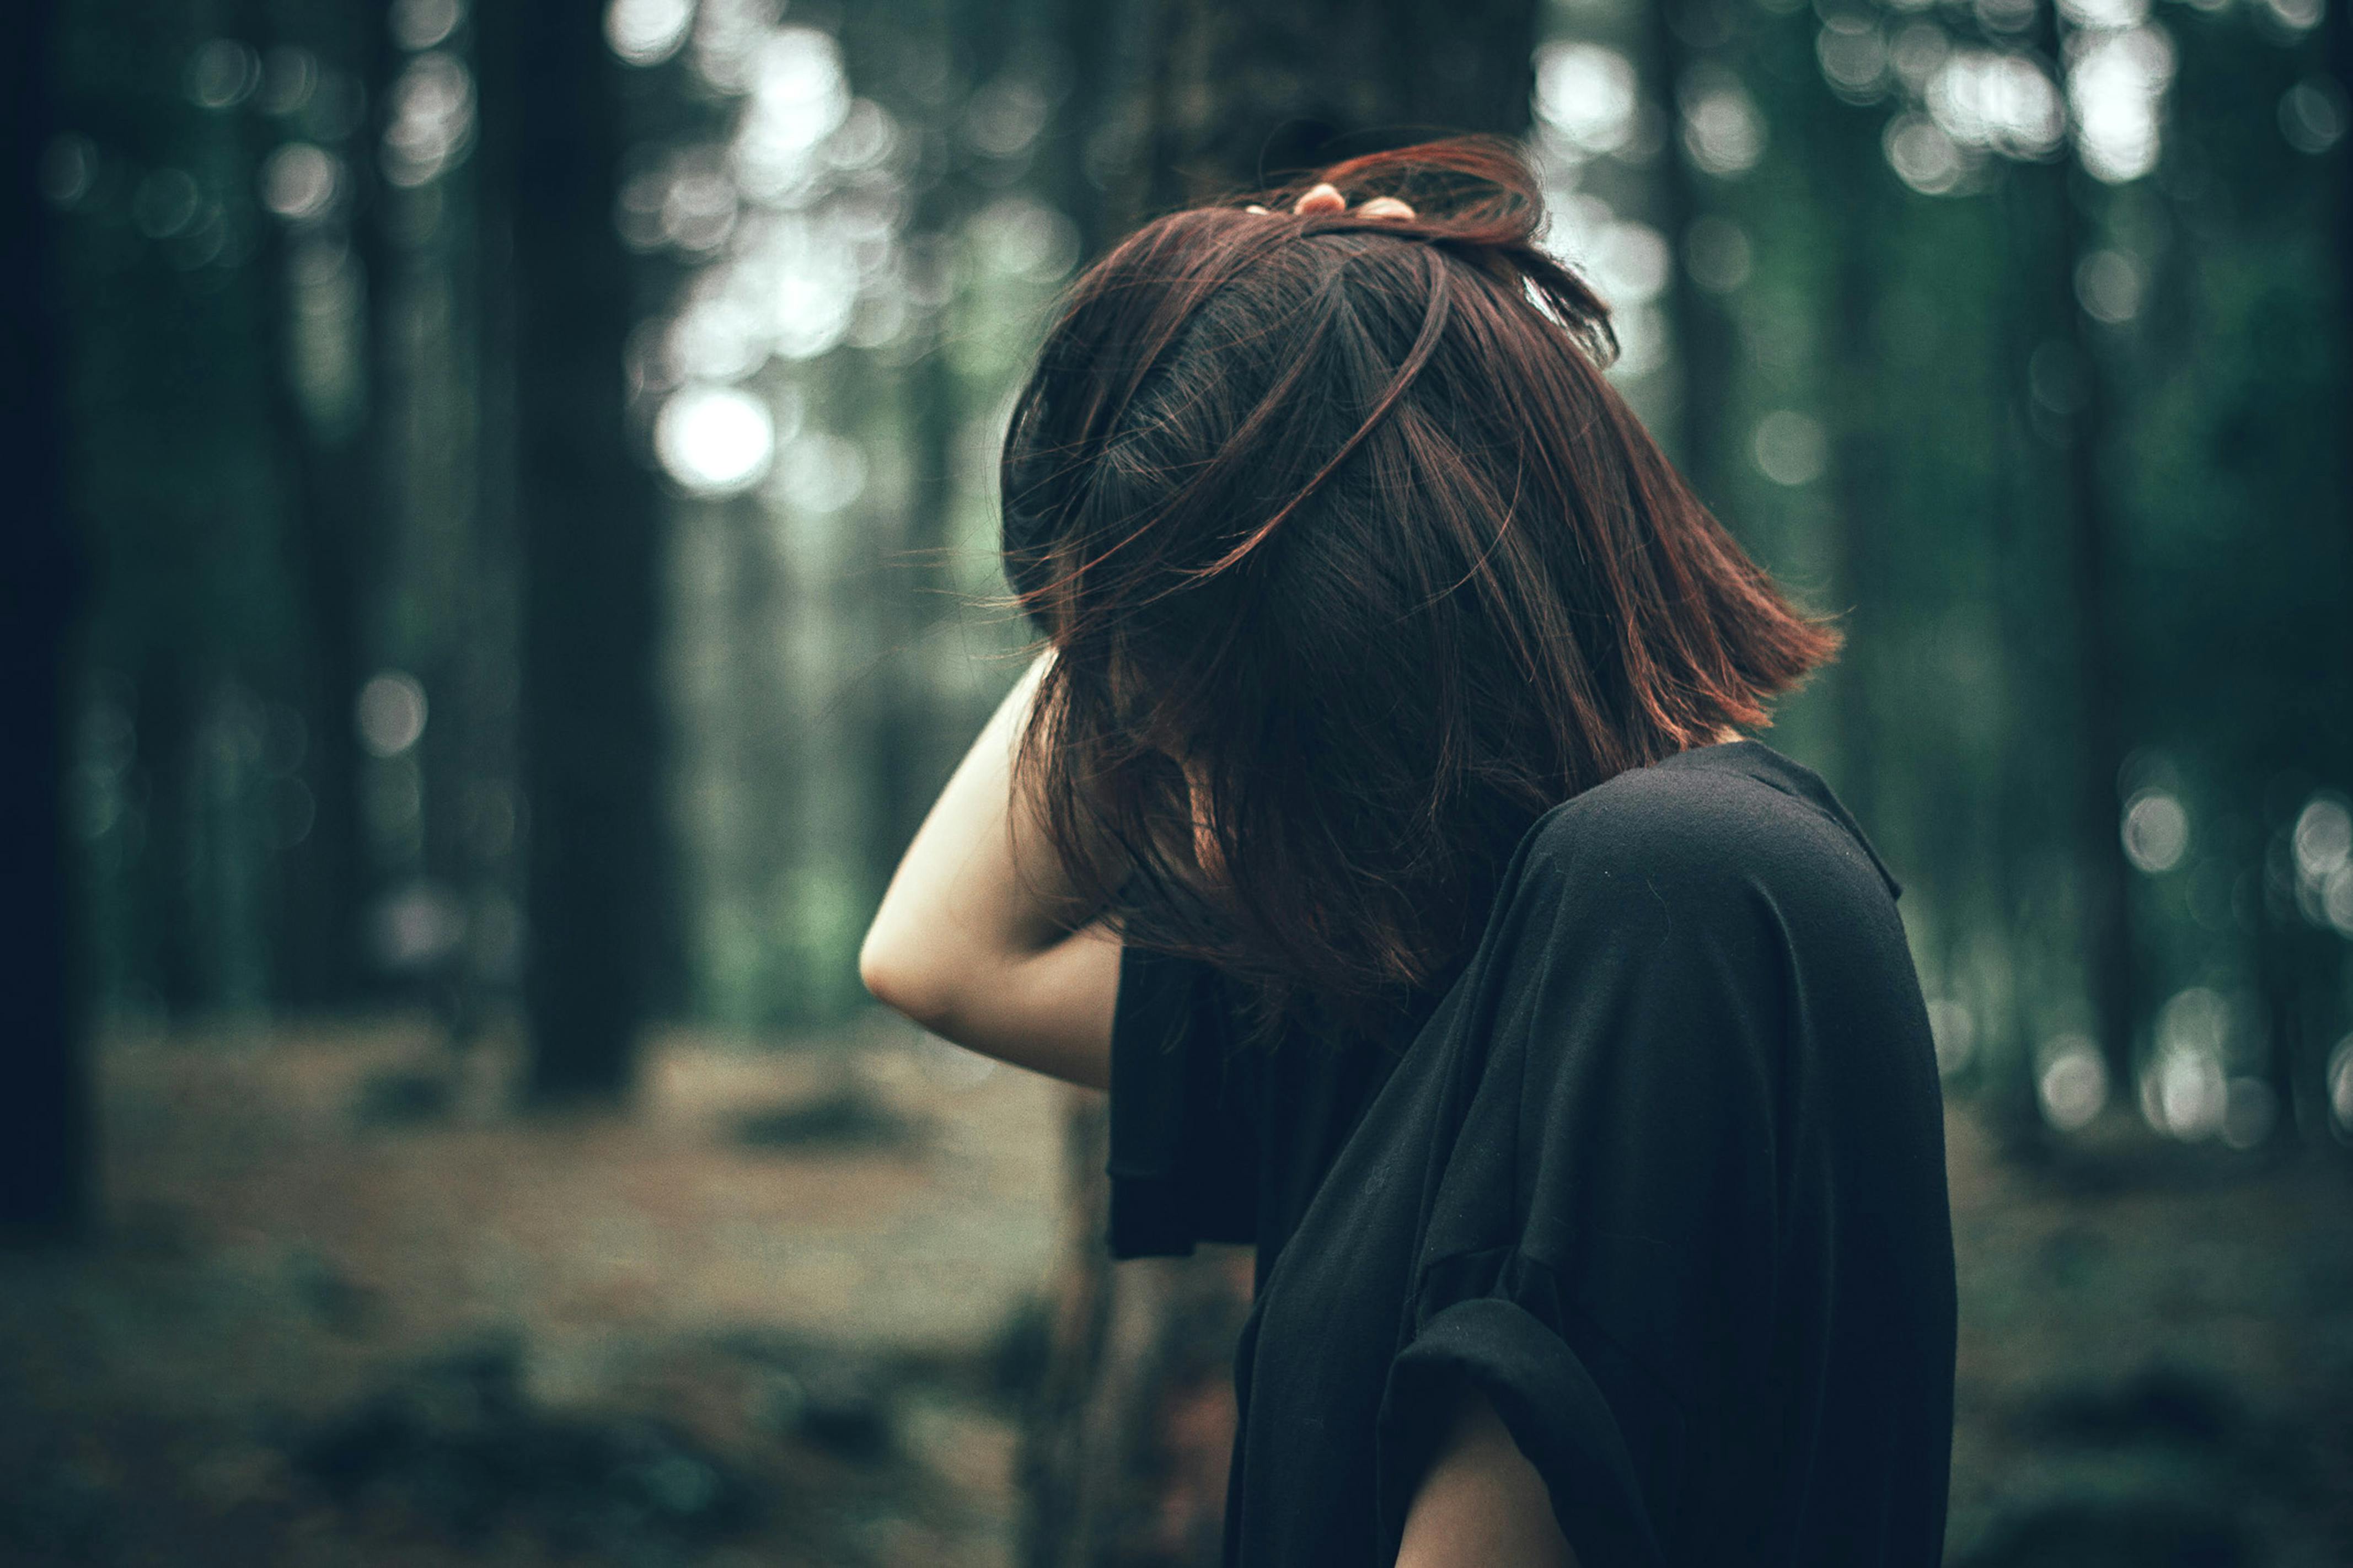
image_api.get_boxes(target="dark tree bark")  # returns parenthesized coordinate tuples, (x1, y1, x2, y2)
(249, 0, 384, 1014)
(1128, 0, 1539, 221)
(1985, 197, 2071, 1161)
(478, 10, 667, 1103)
(2051, 186, 2138, 1099)
(1641, 0, 1737, 511)
(1981, 149, 2138, 1130)
(2333, 0, 2353, 565)
(136, 646, 205, 1014)
(1, 0, 94, 1242)
(1820, 104, 1892, 840)
(2308, 0, 2353, 1148)
(2039, 1, 2138, 1098)
(1019, 7, 1539, 1562)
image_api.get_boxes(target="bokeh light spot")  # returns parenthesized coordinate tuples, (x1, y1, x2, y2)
(40, 134, 99, 207)
(770, 430, 867, 514)
(132, 168, 202, 239)
(1679, 65, 1767, 176)
(2121, 788, 2189, 872)
(2156, 1046, 2227, 1139)
(1592, 220, 1670, 307)
(1816, 18, 1888, 100)
(2075, 249, 2143, 325)
(261, 143, 339, 222)
(2280, 77, 2348, 155)
(2038, 1036, 2108, 1130)
(1928, 50, 2062, 159)
(258, 45, 319, 117)
(1752, 410, 1827, 487)
(1683, 214, 1752, 294)
(2255, 0, 2322, 33)
(2328, 1035, 2353, 1134)
(1535, 42, 1638, 157)
(356, 672, 429, 758)
(370, 879, 466, 972)
(186, 39, 262, 110)
(2068, 26, 2174, 183)
(2059, 0, 2148, 26)
(390, 0, 462, 51)
(382, 52, 476, 188)
(2293, 794, 2351, 882)
(967, 197, 1079, 282)
(607, 0, 693, 67)
(1884, 112, 1966, 195)
(657, 384, 777, 496)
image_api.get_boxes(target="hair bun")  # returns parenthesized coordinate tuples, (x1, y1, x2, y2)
(1235, 136, 1618, 366)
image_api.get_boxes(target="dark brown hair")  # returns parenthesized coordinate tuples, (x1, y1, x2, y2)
(998, 136, 1838, 1055)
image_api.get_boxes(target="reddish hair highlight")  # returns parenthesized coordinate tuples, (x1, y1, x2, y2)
(998, 136, 1840, 1053)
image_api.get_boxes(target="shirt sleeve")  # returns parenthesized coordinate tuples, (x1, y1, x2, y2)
(1370, 801, 1797, 1567)
(1105, 940, 1260, 1259)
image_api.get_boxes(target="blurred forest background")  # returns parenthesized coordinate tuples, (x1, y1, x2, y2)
(5, 0, 2353, 1563)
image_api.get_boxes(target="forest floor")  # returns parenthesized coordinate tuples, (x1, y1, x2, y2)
(0, 1016, 2349, 1567)
(1940, 1105, 2353, 1567)
(0, 1013, 1066, 1567)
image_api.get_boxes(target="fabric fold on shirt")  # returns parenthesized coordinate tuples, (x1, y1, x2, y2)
(1374, 1292, 1667, 1568)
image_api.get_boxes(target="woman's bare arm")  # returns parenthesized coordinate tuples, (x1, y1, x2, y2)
(1397, 1381, 1580, 1568)
(857, 648, 1121, 1091)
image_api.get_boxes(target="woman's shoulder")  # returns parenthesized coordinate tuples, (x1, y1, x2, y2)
(1516, 740, 1904, 914)
(1460, 743, 1929, 1095)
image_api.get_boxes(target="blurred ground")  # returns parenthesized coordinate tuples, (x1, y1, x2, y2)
(1942, 1111, 2353, 1567)
(0, 1014, 1063, 1567)
(1, 1022, 2349, 1566)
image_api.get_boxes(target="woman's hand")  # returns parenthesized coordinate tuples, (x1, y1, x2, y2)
(1245, 182, 1417, 220)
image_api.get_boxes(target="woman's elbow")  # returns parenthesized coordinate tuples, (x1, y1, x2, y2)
(857, 925, 956, 1032)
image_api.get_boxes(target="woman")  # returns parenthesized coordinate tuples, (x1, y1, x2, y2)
(860, 138, 1955, 1567)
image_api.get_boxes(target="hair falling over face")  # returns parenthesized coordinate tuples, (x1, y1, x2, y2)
(999, 136, 1841, 1054)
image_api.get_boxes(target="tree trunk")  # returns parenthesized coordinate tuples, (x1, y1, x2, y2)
(1130, 0, 1539, 221)
(1987, 185, 2067, 1162)
(1019, 7, 1538, 1561)
(2333, 0, 2353, 577)
(2041, 0, 2138, 1098)
(1641, 0, 1736, 512)
(0, 0, 94, 1242)
(249, 0, 383, 1015)
(2052, 189, 2137, 1100)
(1823, 106, 1889, 839)
(478, 10, 667, 1104)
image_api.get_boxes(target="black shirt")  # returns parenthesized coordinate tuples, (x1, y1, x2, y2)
(1105, 740, 1957, 1567)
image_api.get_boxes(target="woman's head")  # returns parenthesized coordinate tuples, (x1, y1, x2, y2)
(999, 136, 1839, 1049)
